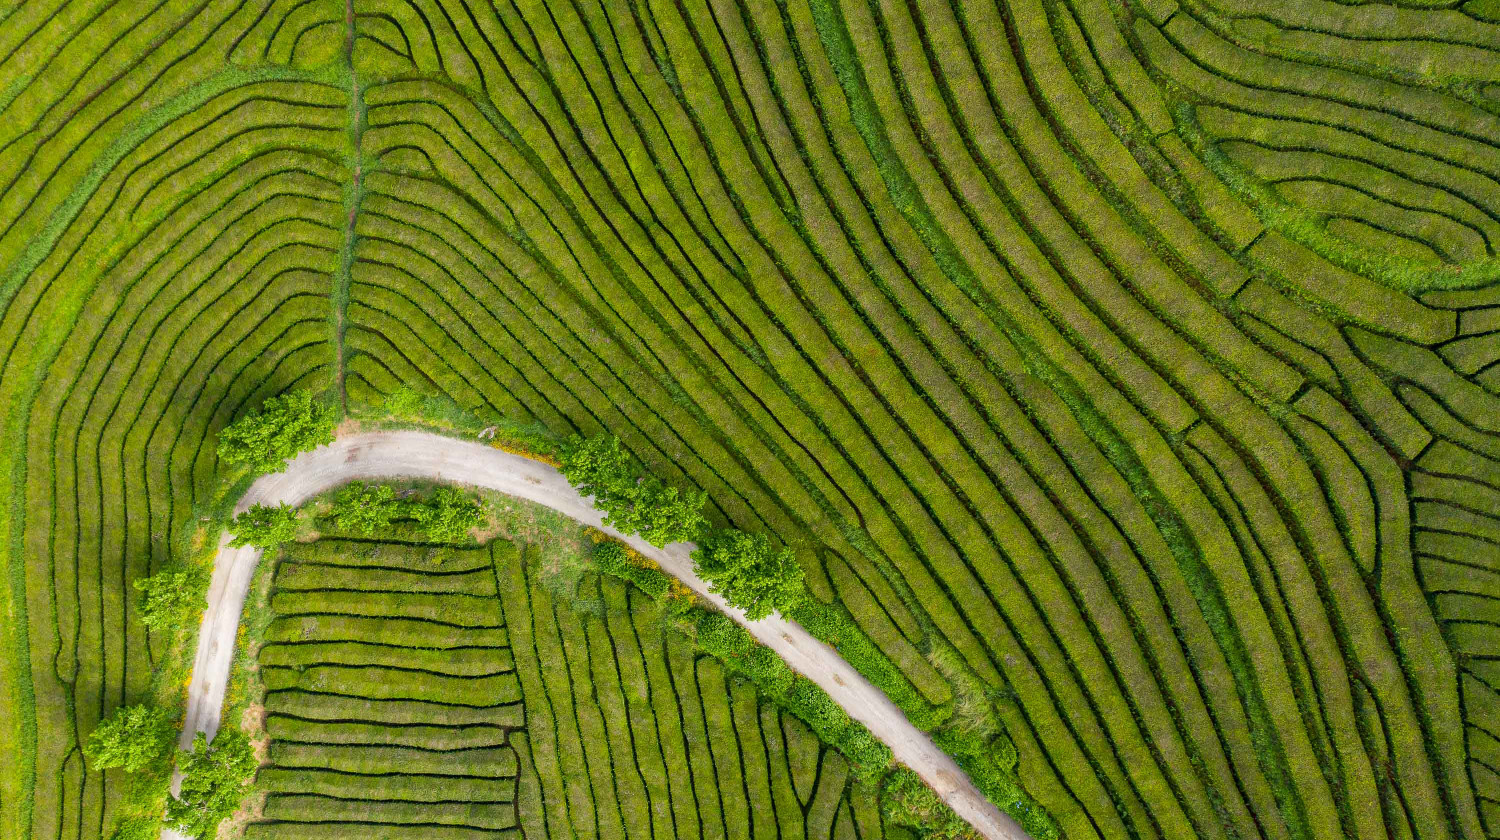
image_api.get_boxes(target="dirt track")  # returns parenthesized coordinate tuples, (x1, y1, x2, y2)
(168, 431, 1028, 840)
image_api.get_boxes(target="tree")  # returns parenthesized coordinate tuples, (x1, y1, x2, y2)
(228, 502, 299, 548)
(216, 390, 336, 474)
(558, 433, 636, 504)
(83, 705, 174, 773)
(165, 730, 257, 838)
(691, 529, 805, 620)
(417, 487, 483, 542)
(135, 565, 208, 630)
(330, 482, 408, 534)
(560, 435, 708, 547)
(613, 478, 708, 546)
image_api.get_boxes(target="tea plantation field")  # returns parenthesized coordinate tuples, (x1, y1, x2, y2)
(247, 538, 890, 840)
(2, 1, 1499, 839)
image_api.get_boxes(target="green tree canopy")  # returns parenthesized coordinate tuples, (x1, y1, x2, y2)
(228, 502, 299, 548)
(166, 730, 257, 839)
(692, 529, 805, 621)
(135, 565, 209, 630)
(216, 390, 336, 474)
(83, 705, 174, 773)
(330, 482, 407, 534)
(560, 434, 708, 546)
(559, 433, 636, 502)
(416, 486, 483, 542)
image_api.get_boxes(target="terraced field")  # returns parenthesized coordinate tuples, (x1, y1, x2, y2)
(249, 538, 890, 840)
(3, 1, 1500, 840)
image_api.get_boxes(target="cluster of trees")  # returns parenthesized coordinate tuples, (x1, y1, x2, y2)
(329, 483, 483, 541)
(560, 434, 804, 620)
(83, 705, 256, 840)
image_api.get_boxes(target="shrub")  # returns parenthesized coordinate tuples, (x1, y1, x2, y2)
(696, 611, 753, 658)
(785, 676, 851, 739)
(416, 487, 482, 541)
(592, 541, 671, 599)
(229, 502, 300, 548)
(559, 434, 635, 503)
(83, 705, 174, 773)
(560, 434, 708, 546)
(135, 565, 209, 630)
(612, 478, 708, 545)
(216, 389, 336, 473)
(882, 768, 977, 840)
(740, 645, 794, 697)
(166, 730, 257, 838)
(837, 727, 893, 779)
(692, 529, 805, 621)
(330, 483, 409, 534)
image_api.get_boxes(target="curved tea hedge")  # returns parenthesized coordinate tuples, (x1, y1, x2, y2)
(248, 538, 894, 840)
(2, 1, 1499, 839)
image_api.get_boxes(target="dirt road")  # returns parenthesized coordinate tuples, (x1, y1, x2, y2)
(168, 431, 1029, 840)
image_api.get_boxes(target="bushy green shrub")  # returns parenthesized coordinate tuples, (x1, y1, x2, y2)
(83, 705, 174, 773)
(217, 389, 336, 473)
(135, 565, 209, 630)
(740, 645, 794, 697)
(592, 542, 670, 599)
(882, 768, 977, 840)
(838, 728, 893, 780)
(560, 434, 708, 546)
(229, 502, 299, 548)
(785, 676, 851, 739)
(696, 611, 753, 658)
(166, 730, 257, 838)
(330, 483, 409, 534)
(611, 478, 708, 545)
(693, 529, 805, 621)
(415, 487, 482, 542)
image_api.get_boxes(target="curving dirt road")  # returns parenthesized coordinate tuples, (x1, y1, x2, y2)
(169, 430, 1028, 840)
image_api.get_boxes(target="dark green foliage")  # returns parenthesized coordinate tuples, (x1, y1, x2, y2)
(838, 728, 893, 780)
(413, 487, 482, 542)
(611, 478, 708, 546)
(696, 611, 753, 658)
(740, 645, 794, 698)
(166, 730, 257, 839)
(693, 529, 805, 621)
(229, 503, 300, 548)
(216, 390, 336, 474)
(785, 676, 852, 740)
(882, 769, 975, 840)
(329, 482, 409, 535)
(83, 705, 174, 773)
(559, 434, 635, 501)
(560, 435, 707, 546)
(134, 565, 209, 630)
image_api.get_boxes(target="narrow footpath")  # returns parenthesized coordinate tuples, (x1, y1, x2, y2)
(167, 431, 1029, 840)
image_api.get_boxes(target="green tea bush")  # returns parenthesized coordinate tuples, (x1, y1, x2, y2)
(592, 542, 670, 599)
(696, 611, 753, 658)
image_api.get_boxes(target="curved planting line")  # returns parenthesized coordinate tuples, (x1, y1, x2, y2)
(165, 430, 1028, 840)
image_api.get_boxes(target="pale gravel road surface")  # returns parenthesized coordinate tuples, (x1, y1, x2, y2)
(167, 430, 1028, 840)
